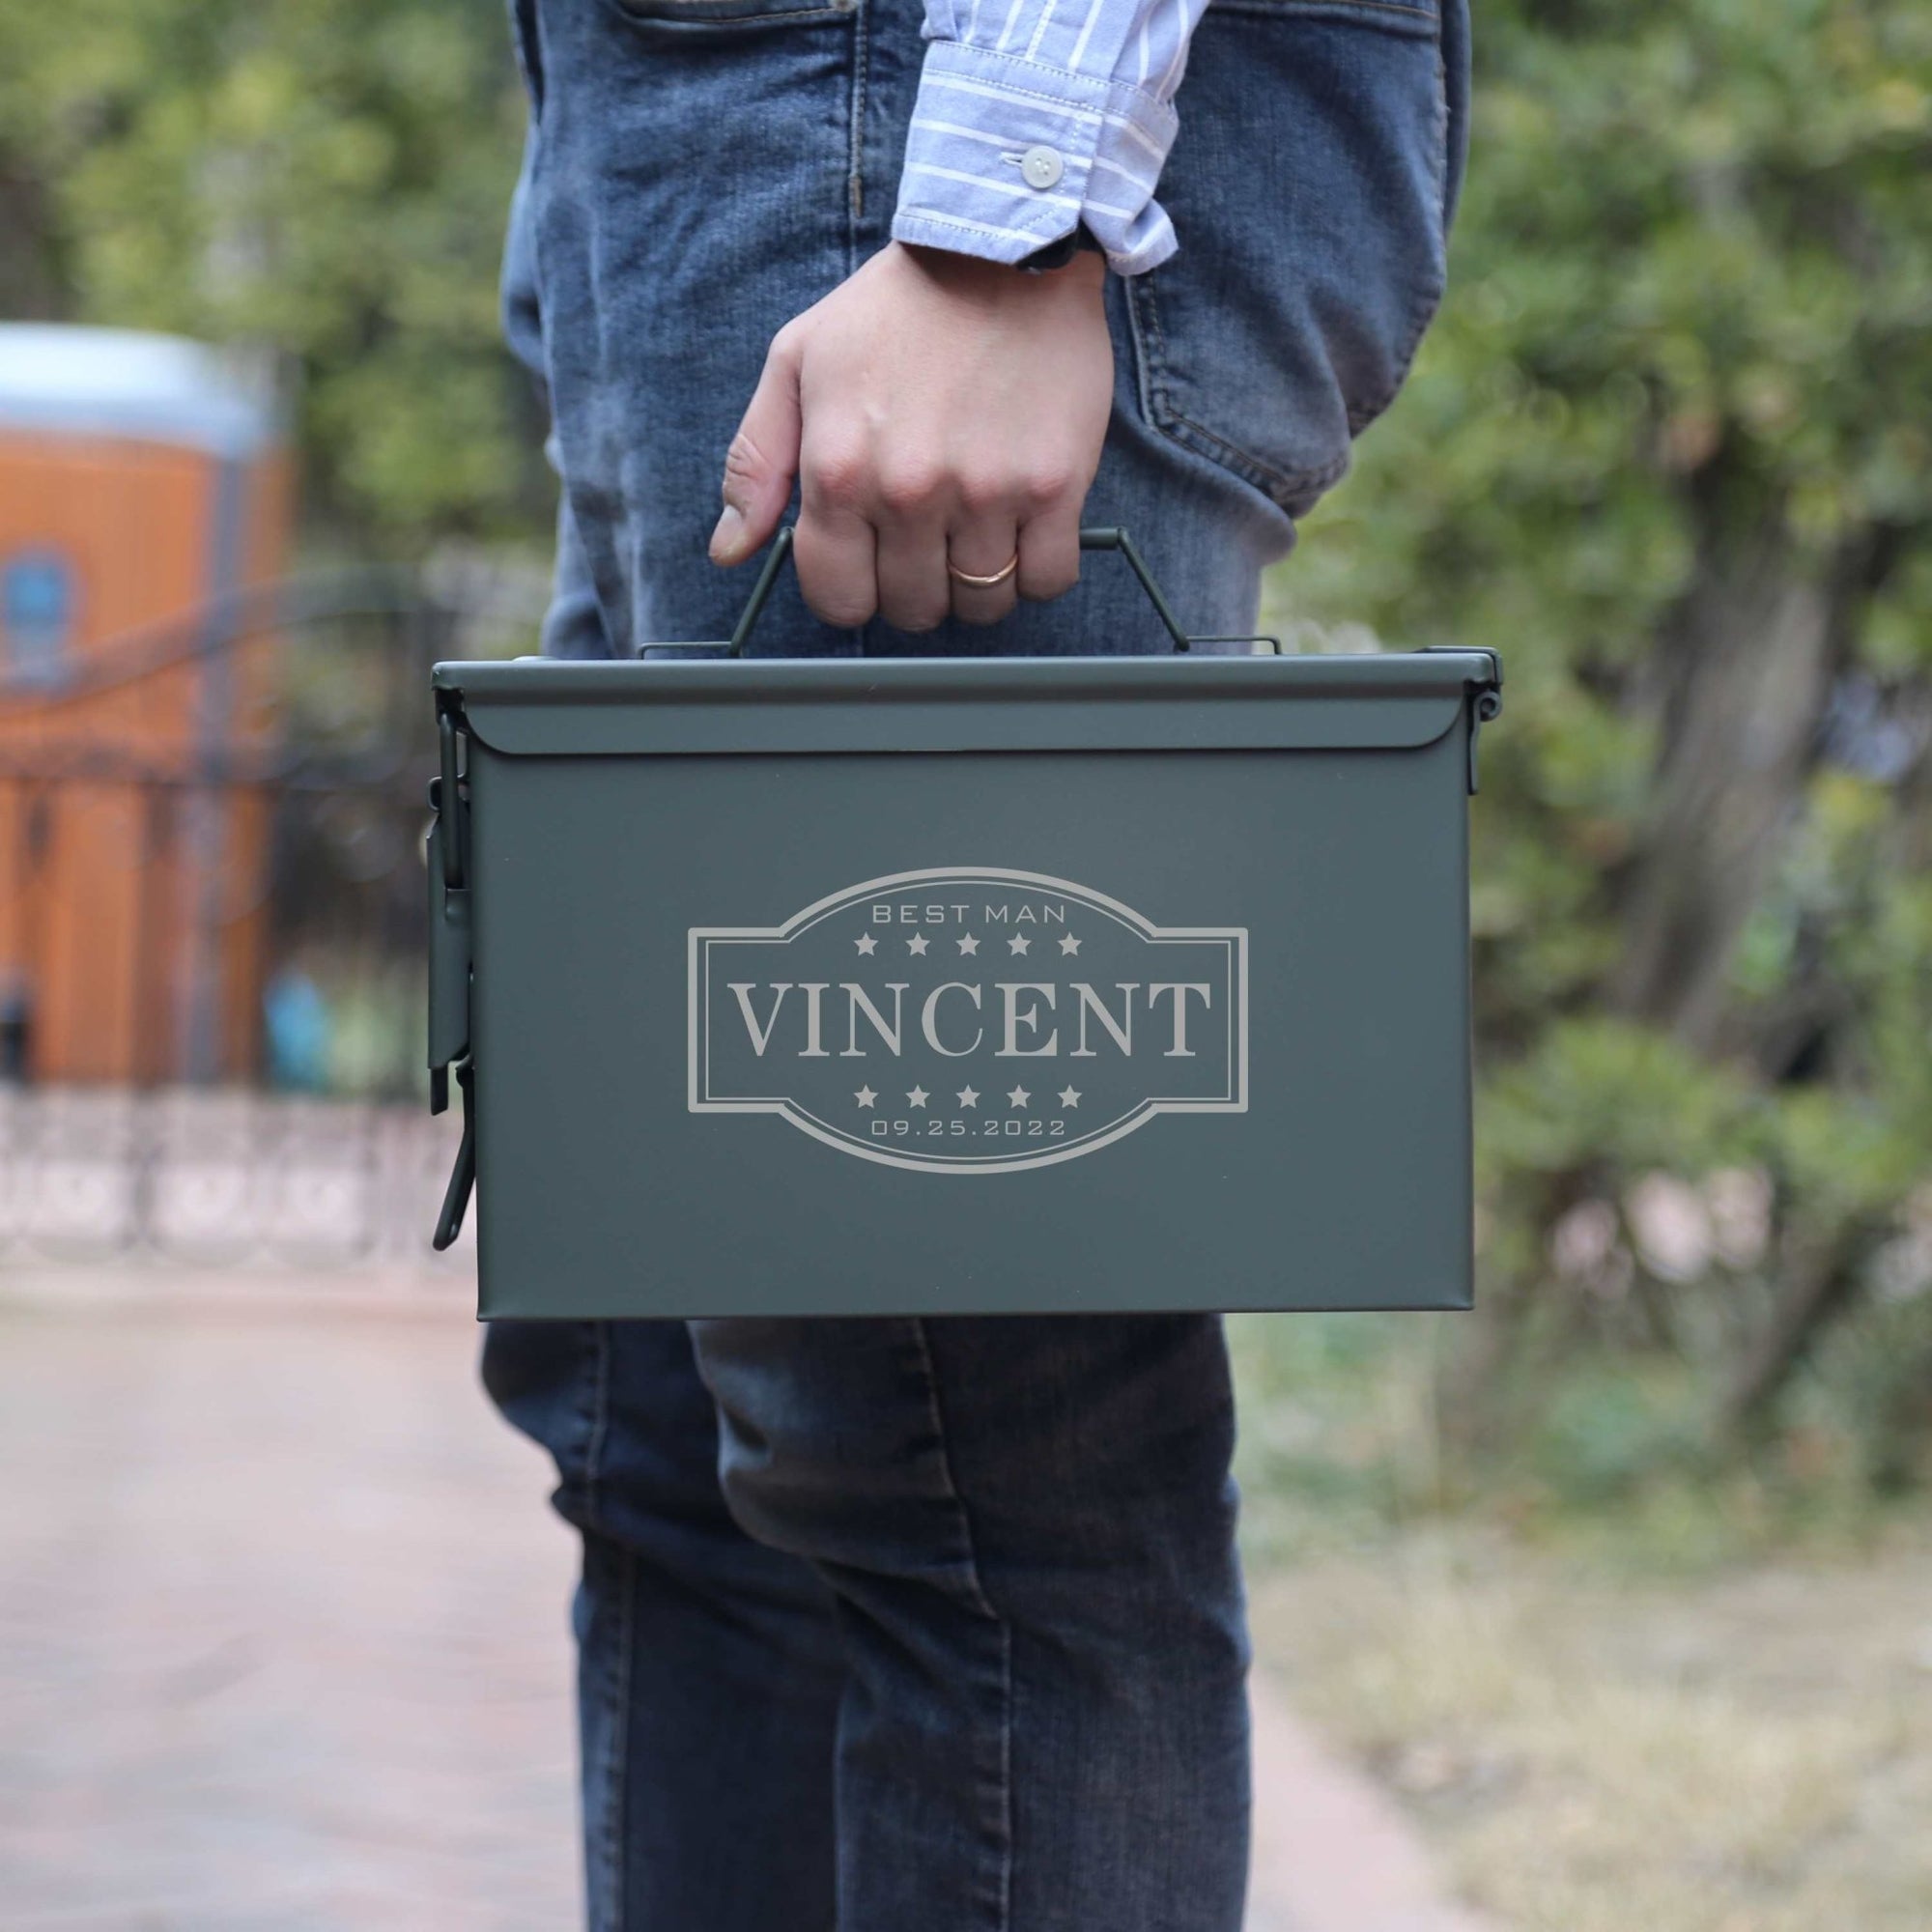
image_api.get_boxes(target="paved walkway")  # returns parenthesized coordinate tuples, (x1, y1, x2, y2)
(0, 1273, 1485, 1931)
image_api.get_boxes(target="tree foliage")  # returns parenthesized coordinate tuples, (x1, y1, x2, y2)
(0, 0, 540, 547)
(1278, 0, 1932, 1491)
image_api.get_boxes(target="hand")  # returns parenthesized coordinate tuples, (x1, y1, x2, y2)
(709, 241, 1113, 632)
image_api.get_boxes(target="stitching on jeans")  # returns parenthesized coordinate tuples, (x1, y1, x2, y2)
(1173, 412, 1353, 504)
(908, 1319, 1013, 1931)
(1126, 271, 1175, 434)
(1344, 31, 1450, 433)
(582, 1321, 613, 1534)
(847, 0, 867, 230)
(1124, 240, 1407, 510)
(1121, 270, 1164, 431)
(1131, 268, 1334, 505)
(595, 1547, 638, 1932)
(1168, 411, 1305, 497)
(605, 0, 853, 23)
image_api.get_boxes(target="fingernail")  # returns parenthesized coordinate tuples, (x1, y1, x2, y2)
(709, 502, 746, 564)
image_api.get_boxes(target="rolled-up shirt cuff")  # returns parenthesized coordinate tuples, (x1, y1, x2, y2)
(890, 39, 1180, 276)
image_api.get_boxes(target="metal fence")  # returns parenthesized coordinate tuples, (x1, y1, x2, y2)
(0, 1086, 464, 1266)
(0, 568, 537, 1265)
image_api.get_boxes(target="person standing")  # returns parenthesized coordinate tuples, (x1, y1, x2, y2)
(485, 0, 1467, 1924)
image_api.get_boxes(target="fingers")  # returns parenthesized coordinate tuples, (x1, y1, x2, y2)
(747, 322, 1091, 632)
(717, 242, 1112, 629)
(1014, 497, 1082, 606)
(792, 498, 1055, 633)
(800, 441, 957, 634)
(710, 327, 803, 567)
(792, 506, 878, 631)
(797, 494, 1022, 635)
(875, 517, 952, 634)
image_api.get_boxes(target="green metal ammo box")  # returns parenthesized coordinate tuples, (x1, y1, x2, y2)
(427, 531, 1501, 1320)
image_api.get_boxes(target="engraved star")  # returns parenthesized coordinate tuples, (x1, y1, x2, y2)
(906, 932, 929, 955)
(956, 932, 980, 955)
(854, 932, 877, 955)
(1058, 1086, 1081, 1108)
(907, 1086, 929, 1108)
(956, 1086, 980, 1108)
(854, 1086, 877, 1108)
(1058, 932, 1081, 955)
(1008, 1085, 1031, 1109)
(1008, 932, 1031, 955)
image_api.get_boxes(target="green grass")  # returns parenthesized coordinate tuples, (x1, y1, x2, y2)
(1227, 1313, 1908, 1579)
(1233, 1313, 1932, 1930)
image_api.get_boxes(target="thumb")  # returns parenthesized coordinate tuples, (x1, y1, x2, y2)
(711, 329, 802, 566)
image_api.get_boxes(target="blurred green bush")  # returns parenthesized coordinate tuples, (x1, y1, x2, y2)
(1267, 0, 1932, 1509)
(0, 0, 543, 547)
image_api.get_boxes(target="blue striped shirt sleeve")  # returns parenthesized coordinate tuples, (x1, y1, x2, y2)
(890, 0, 1204, 275)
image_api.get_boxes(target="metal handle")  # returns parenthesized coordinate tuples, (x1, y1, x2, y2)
(1074, 528, 1190, 652)
(725, 525, 1196, 656)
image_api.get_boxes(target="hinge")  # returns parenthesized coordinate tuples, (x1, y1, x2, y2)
(427, 711, 472, 1103)
(1465, 649, 1504, 795)
(1467, 687, 1504, 795)
(1424, 646, 1504, 795)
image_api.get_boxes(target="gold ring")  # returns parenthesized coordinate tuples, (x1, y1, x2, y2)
(947, 552, 1020, 590)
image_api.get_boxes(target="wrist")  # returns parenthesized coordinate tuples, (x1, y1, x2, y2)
(1034, 246, 1107, 290)
(895, 239, 1105, 299)
(1013, 224, 1105, 277)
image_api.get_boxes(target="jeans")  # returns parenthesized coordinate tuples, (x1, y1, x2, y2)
(488, 1, 1464, 1924)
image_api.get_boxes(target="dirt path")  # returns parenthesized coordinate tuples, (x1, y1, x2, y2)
(0, 1275, 1485, 1931)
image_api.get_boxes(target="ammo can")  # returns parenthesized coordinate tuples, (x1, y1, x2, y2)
(427, 530, 1501, 1320)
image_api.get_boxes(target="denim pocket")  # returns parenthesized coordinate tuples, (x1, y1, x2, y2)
(1122, 0, 1457, 520)
(601, 0, 858, 33)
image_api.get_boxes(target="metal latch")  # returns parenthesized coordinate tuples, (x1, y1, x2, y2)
(434, 1061, 476, 1254)
(1465, 649, 1504, 795)
(428, 700, 475, 1250)
(1425, 647, 1504, 795)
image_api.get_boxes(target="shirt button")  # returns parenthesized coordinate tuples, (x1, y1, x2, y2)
(1020, 145, 1065, 191)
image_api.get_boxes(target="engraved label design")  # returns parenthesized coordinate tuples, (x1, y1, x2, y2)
(689, 867, 1247, 1173)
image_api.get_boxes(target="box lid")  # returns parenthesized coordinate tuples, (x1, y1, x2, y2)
(434, 651, 1501, 757)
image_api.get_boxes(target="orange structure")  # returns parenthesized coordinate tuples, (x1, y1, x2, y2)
(0, 327, 292, 1084)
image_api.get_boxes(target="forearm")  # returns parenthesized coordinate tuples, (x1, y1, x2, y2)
(711, 1, 1172, 631)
